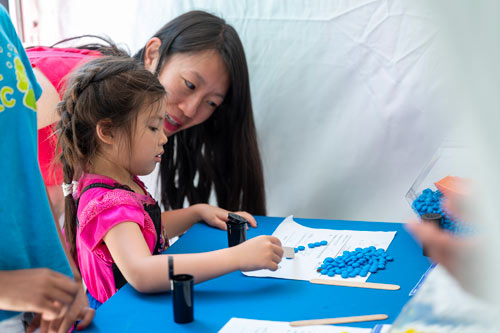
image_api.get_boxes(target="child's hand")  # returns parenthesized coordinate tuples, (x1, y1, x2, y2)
(195, 204, 258, 230)
(0, 268, 79, 321)
(233, 235, 283, 271)
(27, 283, 95, 332)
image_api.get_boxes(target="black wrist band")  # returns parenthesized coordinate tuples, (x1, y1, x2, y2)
(168, 256, 174, 291)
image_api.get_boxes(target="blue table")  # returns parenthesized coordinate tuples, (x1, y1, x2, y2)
(83, 216, 430, 332)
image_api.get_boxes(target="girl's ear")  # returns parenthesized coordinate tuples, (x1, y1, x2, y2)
(96, 119, 116, 145)
(143, 37, 162, 74)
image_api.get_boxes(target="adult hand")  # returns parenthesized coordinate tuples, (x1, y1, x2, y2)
(405, 221, 466, 276)
(195, 204, 258, 230)
(27, 282, 95, 333)
(0, 269, 78, 321)
(233, 235, 283, 271)
(405, 220, 478, 293)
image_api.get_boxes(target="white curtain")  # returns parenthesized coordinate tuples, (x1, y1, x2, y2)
(35, 0, 448, 222)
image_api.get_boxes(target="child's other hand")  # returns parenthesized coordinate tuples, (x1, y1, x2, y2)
(27, 282, 95, 332)
(234, 235, 283, 272)
(0, 268, 79, 321)
(195, 204, 257, 230)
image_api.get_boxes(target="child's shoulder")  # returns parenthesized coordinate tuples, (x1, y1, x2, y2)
(76, 174, 153, 227)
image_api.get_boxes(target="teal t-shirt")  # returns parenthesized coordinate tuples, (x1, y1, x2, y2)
(0, 5, 73, 321)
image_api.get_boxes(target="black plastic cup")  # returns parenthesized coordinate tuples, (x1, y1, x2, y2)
(421, 213, 443, 257)
(172, 274, 194, 323)
(226, 213, 247, 247)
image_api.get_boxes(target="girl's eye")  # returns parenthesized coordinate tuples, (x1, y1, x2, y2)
(184, 80, 195, 90)
(207, 101, 218, 108)
(149, 126, 159, 132)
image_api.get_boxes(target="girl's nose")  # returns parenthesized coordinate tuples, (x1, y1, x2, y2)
(160, 128, 168, 144)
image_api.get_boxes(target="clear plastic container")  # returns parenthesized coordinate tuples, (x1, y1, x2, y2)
(405, 141, 474, 233)
(405, 141, 473, 210)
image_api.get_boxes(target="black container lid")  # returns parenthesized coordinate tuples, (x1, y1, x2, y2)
(227, 213, 248, 225)
(421, 213, 443, 227)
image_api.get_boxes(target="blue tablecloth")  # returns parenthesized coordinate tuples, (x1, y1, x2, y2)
(83, 216, 431, 332)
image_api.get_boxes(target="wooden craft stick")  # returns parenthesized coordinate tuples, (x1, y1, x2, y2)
(290, 314, 388, 327)
(310, 278, 400, 290)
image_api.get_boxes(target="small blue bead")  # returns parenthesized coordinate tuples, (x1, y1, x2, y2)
(294, 248, 298, 253)
(325, 257, 333, 263)
(369, 267, 378, 273)
(349, 271, 357, 277)
(314, 242, 321, 247)
(360, 271, 368, 277)
(308, 243, 315, 248)
(298, 246, 305, 251)
(320, 269, 328, 275)
(320, 240, 328, 246)
(328, 271, 335, 277)
(341, 272, 349, 278)
(386, 256, 393, 261)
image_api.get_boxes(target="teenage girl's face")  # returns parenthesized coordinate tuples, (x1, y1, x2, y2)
(126, 101, 168, 176)
(146, 48, 230, 136)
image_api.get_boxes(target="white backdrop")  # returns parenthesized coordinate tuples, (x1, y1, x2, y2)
(34, 0, 449, 222)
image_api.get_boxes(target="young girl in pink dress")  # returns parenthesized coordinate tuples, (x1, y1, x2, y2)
(55, 56, 283, 309)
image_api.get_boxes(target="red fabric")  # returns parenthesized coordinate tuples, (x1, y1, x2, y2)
(28, 47, 101, 185)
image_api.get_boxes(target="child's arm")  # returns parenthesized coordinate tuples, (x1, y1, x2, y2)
(103, 222, 283, 293)
(33, 67, 61, 129)
(162, 203, 257, 239)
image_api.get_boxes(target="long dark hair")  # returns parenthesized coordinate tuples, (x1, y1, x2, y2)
(134, 10, 266, 215)
(26, 34, 129, 56)
(51, 34, 129, 56)
(56, 56, 166, 258)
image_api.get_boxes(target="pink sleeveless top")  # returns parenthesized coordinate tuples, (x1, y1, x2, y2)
(27, 47, 101, 185)
(75, 173, 158, 304)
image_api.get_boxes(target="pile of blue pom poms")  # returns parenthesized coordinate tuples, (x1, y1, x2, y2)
(412, 188, 472, 234)
(316, 247, 393, 278)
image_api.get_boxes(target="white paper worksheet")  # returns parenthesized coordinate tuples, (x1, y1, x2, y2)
(218, 318, 373, 333)
(244, 216, 396, 282)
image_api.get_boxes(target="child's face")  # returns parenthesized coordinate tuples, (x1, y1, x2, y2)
(125, 101, 168, 176)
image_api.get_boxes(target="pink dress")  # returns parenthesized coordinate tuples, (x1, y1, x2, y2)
(75, 173, 158, 304)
